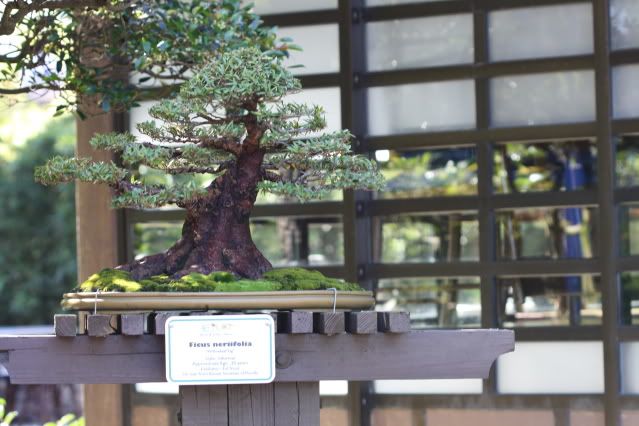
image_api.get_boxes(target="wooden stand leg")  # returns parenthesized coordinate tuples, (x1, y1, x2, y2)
(179, 382, 319, 426)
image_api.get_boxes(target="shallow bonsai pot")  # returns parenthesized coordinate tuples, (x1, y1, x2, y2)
(62, 290, 375, 311)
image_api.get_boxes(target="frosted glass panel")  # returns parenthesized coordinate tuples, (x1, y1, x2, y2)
(497, 342, 604, 394)
(491, 71, 595, 127)
(135, 383, 179, 394)
(613, 65, 639, 118)
(320, 381, 348, 396)
(130, 101, 156, 143)
(621, 342, 639, 394)
(611, 0, 639, 50)
(278, 25, 339, 76)
(285, 87, 341, 132)
(489, 4, 593, 61)
(368, 80, 475, 135)
(366, 14, 473, 71)
(374, 379, 482, 394)
(249, 0, 336, 14)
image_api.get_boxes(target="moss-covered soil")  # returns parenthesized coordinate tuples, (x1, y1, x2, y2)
(78, 267, 364, 293)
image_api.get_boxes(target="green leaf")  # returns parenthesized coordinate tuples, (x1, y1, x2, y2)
(57, 413, 77, 425)
(2, 411, 18, 425)
(286, 44, 303, 51)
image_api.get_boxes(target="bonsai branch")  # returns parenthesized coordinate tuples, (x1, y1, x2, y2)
(0, 0, 108, 36)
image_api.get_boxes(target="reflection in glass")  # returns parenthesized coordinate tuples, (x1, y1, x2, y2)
(613, 65, 639, 118)
(616, 135, 639, 187)
(133, 218, 344, 267)
(255, 189, 342, 204)
(376, 277, 481, 328)
(490, 71, 596, 127)
(375, 213, 479, 263)
(488, 4, 593, 62)
(620, 204, 639, 257)
(134, 222, 182, 259)
(496, 207, 596, 260)
(251, 218, 344, 266)
(621, 272, 639, 325)
(367, 80, 475, 136)
(366, 14, 473, 71)
(498, 275, 601, 327)
(611, 0, 639, 50)
(494, 140, 596, 194)
(376, 148, 477, 198)
(278, 25, 340, 76)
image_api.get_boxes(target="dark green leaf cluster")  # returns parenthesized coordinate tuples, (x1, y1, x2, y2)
(0, 0, 288, 114)
(0, 118, 77, 326)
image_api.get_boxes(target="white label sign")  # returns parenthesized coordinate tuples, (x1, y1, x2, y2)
(165, 314, 275, 385)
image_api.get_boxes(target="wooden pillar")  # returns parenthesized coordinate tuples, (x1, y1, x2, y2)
(76, 112, 125, 426)
(179, 383, 319, 426)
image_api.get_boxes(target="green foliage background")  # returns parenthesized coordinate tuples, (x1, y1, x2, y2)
(0, 115, 76, 325)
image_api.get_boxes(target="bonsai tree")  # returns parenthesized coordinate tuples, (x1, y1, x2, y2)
(0, 0, 289, 115)
(35, 47, 383, 282)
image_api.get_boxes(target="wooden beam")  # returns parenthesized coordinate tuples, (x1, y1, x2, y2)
(54, 315, 77, 337)
(76, 109, 123, 426)
(0, 330, 514, 384)
(75, 113, 121, 282)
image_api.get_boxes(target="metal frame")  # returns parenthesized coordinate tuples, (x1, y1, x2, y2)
(121, 1, 639, 425)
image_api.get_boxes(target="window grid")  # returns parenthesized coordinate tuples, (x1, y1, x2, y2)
(122, 1, 639, 425)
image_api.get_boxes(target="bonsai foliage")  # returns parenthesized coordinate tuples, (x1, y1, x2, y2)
(36, 47, 383, 279)
(0, 0, 288, 115)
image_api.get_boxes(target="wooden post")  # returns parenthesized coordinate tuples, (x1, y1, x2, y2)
(179, 382, 319, 426)
(76, 112, 124, 426)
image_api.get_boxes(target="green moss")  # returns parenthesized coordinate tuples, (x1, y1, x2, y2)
(79, 269, 143, 292)
(216, 280, 282, 292)
(263, 268, 363, 291)
(78, 267, 364, 293)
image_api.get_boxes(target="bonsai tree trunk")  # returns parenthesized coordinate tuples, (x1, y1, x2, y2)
(120, 149, 272, 280)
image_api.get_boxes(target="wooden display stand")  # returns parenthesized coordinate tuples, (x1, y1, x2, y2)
(0, 311, 513, 426)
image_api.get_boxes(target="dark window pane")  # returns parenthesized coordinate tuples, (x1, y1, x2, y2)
(376, 277, 481, 328)
(376, 148, 477, 199)
(374, 213, 479, 263)
(621, 272, 639, 325)
(251, 217, 344, 267)
(496, 207, 597, 260)
(498, 275, 601, 327)
(494, 140, 596, 194)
